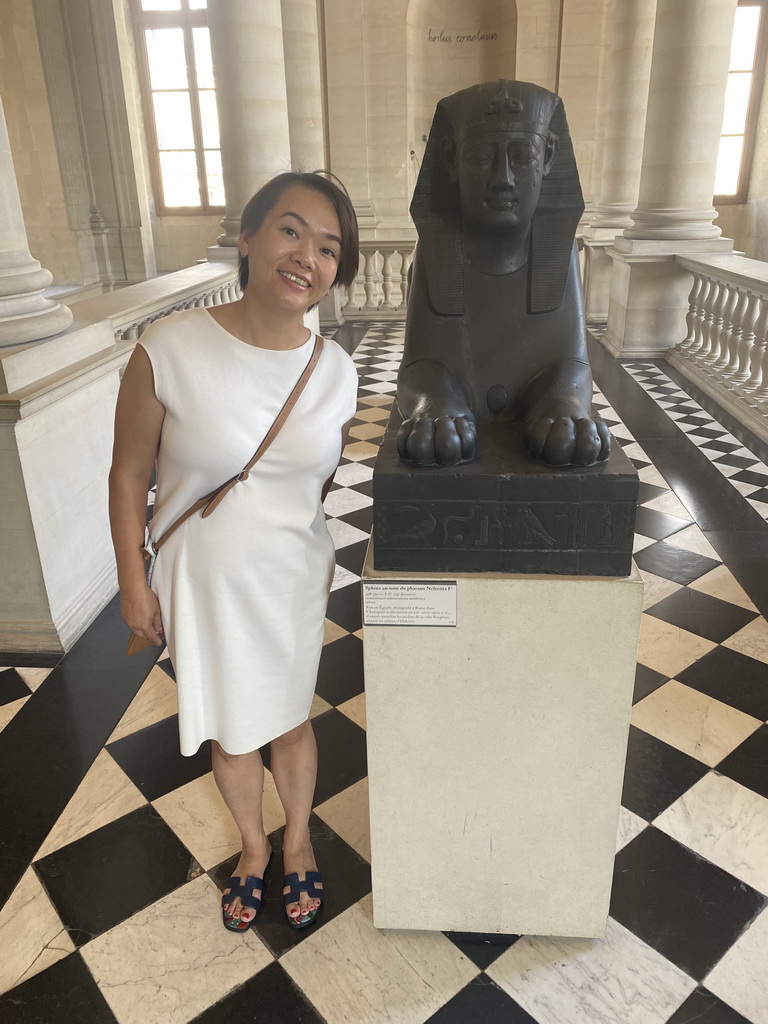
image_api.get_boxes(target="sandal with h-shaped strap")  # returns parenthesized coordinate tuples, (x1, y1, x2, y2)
(221, 861, 271, 932)
(283, 870, 324, 929)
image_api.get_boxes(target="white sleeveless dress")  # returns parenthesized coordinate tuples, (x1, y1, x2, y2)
(138, 307, 359, 756)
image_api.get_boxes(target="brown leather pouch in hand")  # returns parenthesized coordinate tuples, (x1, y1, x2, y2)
(126, 632, 154, 656)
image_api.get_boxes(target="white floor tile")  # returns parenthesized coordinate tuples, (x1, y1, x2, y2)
(705, 907, 768, 1024)
(0, 868, 75, 995)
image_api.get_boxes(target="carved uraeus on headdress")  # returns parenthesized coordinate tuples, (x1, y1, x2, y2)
(397, 80, 611, 469)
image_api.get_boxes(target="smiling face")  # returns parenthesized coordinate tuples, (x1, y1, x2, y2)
(444, 131, 556, 234)
(239, 184, 343, 316)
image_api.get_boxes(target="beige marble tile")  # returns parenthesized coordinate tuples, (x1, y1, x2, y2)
(0, 696, 28, 732)
(353, 406, 391, 423)
(639, 570, 682, 611)
(637, 465, 670, 489)
(487, 917, 695, 1024)
(723, 616, 768, 665)
(0, 868, 75, 994)
(108, 664, 178, 743)
(631, 680, 761, 767)
(349, 422, 385, 441)
(353, 627, 364, 641)
(636, 614, 716, 678)
(315, 778, 371, 861)
(358, 395, 393, 407)
(81, 874, 272, 1024)
(342, 440, 381, 461)
(15, 666, 53, 691)
(643, 492, 693, 521)
(282, 894, 477, 1024)
(310, 693, 333, 718)
(324, 618, 349, 645)
(36, 750, 146, 859)
(688, 564, 758, 611)
(664, 524, 720, 560)
(705, 907, 768, 1024)
(615, 806, 648, 853)
(633, 534, 656, 554)
(337, 692, 366, 729)
(655, 773, 768, 896)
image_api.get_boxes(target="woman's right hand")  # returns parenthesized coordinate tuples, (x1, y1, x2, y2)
(120, 584, 165, 647)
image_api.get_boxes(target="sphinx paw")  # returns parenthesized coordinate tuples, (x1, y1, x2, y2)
(525, 415, 611, 467)
(397, 413, 476, 467)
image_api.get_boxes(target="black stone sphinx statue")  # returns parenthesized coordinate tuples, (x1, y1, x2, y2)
(397, 79, 611, 468)
(372, 80, 637, 575)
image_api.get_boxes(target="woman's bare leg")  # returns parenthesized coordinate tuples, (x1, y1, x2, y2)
(211, 741, 272, 924)
(269, 720, 322, 921)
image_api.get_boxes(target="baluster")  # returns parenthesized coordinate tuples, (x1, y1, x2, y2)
(681, 272, 704, 352)
(124, 324, 139, 341)
(711, 284, 739, 374)
(362, 250, 379, 310)
(685, 275, 710, 357)
(742, 296, 768, 393)
(694, 278, 719, 363)
(723, 287, 750, 377)
(379, 249, 396, 309)
(729, 290, 759, 386)
(701, 280, 729, 367)
(398, 248, 411, 307)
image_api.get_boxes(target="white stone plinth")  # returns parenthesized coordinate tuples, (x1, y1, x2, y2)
(363, 546, 643, 937)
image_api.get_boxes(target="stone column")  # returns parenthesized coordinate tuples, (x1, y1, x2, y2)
(207, 0, 291, 257)
(0, 98, 72, 347)
(281, 0, 327, 172)
(582, 0, 656, 319)
(603, 0, 737, 356)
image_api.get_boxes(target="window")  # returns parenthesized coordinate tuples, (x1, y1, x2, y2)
(714, 0, 768, 203)
(132, 0, 224, 213)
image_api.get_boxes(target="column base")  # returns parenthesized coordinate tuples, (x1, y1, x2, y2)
(603, 237, 733, 357)
(363, 542, 643, 936)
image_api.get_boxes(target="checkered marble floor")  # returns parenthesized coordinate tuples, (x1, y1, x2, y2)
(1, 321, 768, 1024)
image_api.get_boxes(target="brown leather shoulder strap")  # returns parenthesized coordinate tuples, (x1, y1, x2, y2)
(153, 334, 324, 552)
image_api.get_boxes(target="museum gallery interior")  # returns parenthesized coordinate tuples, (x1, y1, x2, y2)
(2, 0, 768, 1022)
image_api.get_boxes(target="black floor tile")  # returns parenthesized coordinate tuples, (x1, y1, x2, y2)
(107, 716, 211, 801)
(34, 804, 196, 945)
(633, 507, 691, 542)
(621, 726, 709, 820)
(716, 724, 768, 800)
(156, 656, 176, 681)
(665, 987, 754, 1024)
(633, 663, 669, 704)
(701, 531, 768, 621)
(0, 667, 32, 705)
(637, 482, 670, 505)
(0, 952, 118, 1024)
(424, 975, 537, 1024)
(338, 505, 374, 534)
(634, 541, 721, 586)
(444, 931, 520, 970)
(315, 633, 364, 706)
(0, 595, 157, 908)
(325, 583, 362, 633)
(348, 476, 374, 497)
(334, 539, 369, 575)
(190, 961, 325, 1024)
(260, 708, 368, 806)
(645, 588, 758, 643)
(713, 453, 759, 470)
(676, 646, 768, 720)
(210, 813, 371, 959)
(611, 827, 767, 980)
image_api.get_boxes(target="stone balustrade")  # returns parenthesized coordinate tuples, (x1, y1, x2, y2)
(67, 262, 241, 342)
(342, 242, 414, 319)
(669, 254, 768, 445)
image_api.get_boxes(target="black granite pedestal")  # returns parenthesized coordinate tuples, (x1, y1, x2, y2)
(372, 414, 638, 576)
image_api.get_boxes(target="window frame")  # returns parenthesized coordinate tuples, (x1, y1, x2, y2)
(715, 0, 768, 205)
(131, 0, 224, 216)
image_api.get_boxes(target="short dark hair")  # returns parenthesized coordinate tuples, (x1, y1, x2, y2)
(237, 171, 359, 296)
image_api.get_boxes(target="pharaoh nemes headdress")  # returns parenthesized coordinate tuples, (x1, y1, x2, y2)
(410, 80, 584, 315)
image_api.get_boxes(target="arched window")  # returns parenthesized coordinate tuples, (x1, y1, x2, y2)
(714, 0, 768, 203)
(131, 0, 223, 213)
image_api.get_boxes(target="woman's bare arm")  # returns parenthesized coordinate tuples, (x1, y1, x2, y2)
(109, 345, 166, 645)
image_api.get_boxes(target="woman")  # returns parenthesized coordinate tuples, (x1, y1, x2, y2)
(109, 172, 360, 931)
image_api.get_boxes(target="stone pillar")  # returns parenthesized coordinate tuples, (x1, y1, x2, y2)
(582, 0, 656, 320)
(207, 0, 291, 257)
(603, 0, 737, 356)
(281, 0, 327, 172)
(0, 98, 72, 347)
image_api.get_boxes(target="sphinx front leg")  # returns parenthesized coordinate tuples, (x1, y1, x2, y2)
(397, 359, 477, 467)
(522, 358, 611, 466)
